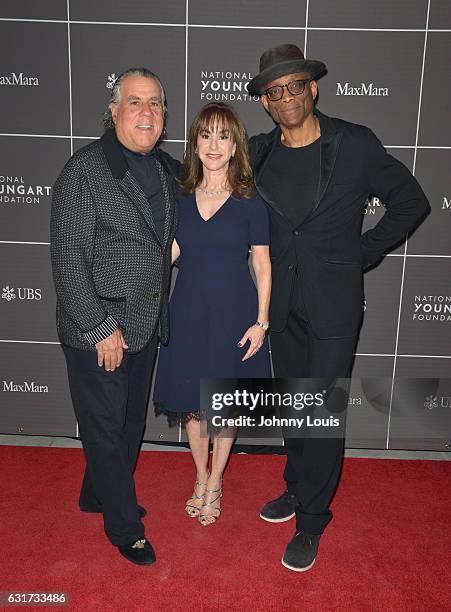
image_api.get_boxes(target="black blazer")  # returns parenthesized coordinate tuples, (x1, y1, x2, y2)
(249, 109, 430, 339)
(50, 129, 182, 352)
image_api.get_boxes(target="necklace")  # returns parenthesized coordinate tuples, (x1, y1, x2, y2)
(198, 185, 231, 198)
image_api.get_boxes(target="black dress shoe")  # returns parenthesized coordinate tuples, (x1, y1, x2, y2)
(79, 504, 147, 518)
(260, 491, 296, 523)
(281, 531, 320, 572)
(118, 538, 156, 566)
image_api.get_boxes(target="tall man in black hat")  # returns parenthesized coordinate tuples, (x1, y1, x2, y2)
(247, 44, 429, 572)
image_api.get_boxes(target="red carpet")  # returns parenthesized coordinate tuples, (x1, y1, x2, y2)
(0, 446, 450, 611)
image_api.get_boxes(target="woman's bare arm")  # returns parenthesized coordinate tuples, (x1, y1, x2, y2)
(171, 238, 180, 264)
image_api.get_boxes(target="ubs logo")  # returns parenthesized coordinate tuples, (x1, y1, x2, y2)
(336, 82, 389, 96)
(106, 73, 117, 89)
(0, 72, 39, 86)
(424, 394, 451, 409)
(2, 286, 42, 301)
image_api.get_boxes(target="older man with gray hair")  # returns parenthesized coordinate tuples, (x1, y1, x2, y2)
(50, 68, 182, 565)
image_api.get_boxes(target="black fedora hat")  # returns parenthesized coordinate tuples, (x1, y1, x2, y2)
(247, 44, 326, 96)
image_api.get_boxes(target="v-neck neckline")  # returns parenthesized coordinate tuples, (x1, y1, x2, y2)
(194, 191, 232, 223)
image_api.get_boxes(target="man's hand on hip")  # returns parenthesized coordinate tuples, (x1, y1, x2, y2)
(96, 329, 129, 371)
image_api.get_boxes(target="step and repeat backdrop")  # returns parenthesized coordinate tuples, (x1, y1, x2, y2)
(1, 1, 450, 450)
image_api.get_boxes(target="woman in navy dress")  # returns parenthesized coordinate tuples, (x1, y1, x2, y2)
(154, 103, 271, 525)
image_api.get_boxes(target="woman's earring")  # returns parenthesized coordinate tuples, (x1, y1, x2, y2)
(194, 147, 198, 155)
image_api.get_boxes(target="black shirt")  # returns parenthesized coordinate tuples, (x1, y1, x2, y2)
(262, 137, 320, 228)
(120, 140, 166, 243)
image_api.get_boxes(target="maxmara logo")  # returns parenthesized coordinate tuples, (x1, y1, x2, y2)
(336, 82, 389, 96)
(2, 286, 42, 301)
(442, 197, 450, 211)
(0, 175, 52, 205)
(348, 395, 362, 406)
(200, 70, 259, 102)
(0, 72, 39, 86)
(2, 380, 48, 393)
(412, 295, 451, 322)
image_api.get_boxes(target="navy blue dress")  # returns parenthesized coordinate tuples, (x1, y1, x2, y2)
(154, 189, 271, 424)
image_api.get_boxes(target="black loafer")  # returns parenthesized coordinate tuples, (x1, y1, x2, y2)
(260, 491, 296, 523)
(79, 504, 147, 518)
(281, 531, 320, 572)
(118, 538, 156, 566)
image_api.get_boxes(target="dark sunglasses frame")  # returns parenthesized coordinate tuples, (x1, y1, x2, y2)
(263, 78, 311, 101)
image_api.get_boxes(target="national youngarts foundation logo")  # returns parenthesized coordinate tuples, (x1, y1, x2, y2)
(200, 70, 259, 103)
(0, 175, 52, 205)
(364, 197, 385, 216)
(412, 295, 451, 322)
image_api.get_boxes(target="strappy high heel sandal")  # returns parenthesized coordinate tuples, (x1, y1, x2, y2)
(198, 484, 222, 526)
(185, 474, 209, 518)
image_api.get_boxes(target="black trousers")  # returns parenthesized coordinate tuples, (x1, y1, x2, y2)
(62, 333, 158, 547)
(270, 283, 358, 535)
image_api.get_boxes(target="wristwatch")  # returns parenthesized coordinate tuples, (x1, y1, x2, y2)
(255, 320, 269, 331)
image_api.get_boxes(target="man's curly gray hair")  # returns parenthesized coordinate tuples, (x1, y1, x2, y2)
(102, 68, 167, 129)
